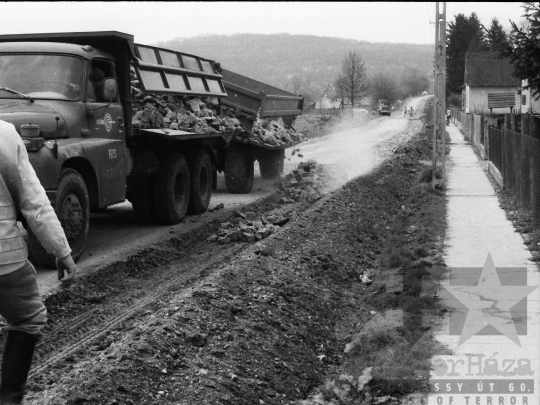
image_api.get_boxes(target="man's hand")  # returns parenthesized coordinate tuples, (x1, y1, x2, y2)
(56, 254, 77, 284)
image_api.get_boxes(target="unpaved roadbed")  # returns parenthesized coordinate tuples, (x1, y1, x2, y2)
(23, 98, 447, 405)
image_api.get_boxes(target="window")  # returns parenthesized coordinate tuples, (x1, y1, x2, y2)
(0, 54, 83, 100)
(88, 60, 115, 102)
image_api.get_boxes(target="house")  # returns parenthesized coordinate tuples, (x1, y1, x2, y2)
(462, 52, 519, 114)
(520, 79, 540, 114)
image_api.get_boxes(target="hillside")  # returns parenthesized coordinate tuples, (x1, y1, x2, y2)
(156, 33, 433, 102)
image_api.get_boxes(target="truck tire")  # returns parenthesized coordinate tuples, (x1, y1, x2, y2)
(224, 143, 254, 194)
(153, 152, 190, 225)
(28, 168, 90, 268)
(258, 149, 284, 180)
(131, 176, 156, 224)
(187, 150, 212, 215)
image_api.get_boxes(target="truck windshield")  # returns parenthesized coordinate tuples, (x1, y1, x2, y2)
(0, 54, 83, 100)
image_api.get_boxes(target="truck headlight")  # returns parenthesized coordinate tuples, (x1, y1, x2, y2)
(20, 124, 45, 150)
(22, 138, 45, 150)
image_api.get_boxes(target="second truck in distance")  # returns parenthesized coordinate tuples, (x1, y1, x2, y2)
(377, 99, 391, 116)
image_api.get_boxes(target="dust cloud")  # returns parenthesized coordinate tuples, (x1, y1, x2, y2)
(282, 96, 430, 192)
(284, 112, 409, 191)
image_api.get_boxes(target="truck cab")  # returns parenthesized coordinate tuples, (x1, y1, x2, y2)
(0, 42, 126, 205)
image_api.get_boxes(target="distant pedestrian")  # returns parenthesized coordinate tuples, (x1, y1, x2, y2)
(403, 107, 407, 116)
(409, 107, 414, 117)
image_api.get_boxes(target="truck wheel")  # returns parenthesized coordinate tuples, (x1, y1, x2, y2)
(224, 143, 254, 194)
(153, 152, 190, 225)
(28, 168, 90, 268)
(131, 176, 156, 224)
(187, 150, 213, 215)
(258, 149, 284, 180)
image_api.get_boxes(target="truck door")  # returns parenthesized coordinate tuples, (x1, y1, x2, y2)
(86, 59, 126, 207)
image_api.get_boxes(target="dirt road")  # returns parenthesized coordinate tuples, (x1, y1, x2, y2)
(34, 95, 429, 298)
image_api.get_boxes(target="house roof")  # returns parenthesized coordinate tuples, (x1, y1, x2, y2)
(464, 52, 519, 87)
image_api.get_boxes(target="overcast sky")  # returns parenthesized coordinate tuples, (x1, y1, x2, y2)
(0, 2, 526, 45)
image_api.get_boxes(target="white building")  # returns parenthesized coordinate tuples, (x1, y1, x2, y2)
(462, 52, 519, 115)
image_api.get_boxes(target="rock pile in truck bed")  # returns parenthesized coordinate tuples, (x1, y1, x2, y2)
(248, 117, 306, 147)
(130, 69, 306, 147)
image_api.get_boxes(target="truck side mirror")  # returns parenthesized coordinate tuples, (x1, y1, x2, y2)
(102, 78, 118, 102)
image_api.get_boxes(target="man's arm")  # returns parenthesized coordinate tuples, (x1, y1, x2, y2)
(9, 124, 76, 282)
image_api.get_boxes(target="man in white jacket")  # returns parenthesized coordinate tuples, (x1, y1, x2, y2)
(0, 120, 76, 404)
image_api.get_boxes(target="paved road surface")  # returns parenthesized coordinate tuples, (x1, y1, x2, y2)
(34, 96, 429, 295)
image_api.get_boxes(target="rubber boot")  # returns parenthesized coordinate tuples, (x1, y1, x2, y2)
(0, 331, 37, 405)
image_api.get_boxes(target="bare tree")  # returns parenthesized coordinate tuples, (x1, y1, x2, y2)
(340, 51, 369, 110)
(332, 76, 347, 108)
(287, 74, 320, 104)
(371, 73, 400, 108)
(289, 75, 304, 95)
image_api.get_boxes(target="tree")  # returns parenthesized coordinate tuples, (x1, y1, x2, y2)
(447, 14, 470, 95)
(289, 75, 304, 95)
(371, 73, 399, 106)
(287, 74, 320, 104)
(332, 76, 347, 108)
(485, 17, 509, 54)
(506, 3, 540, 98)
(446, 12, 488, 95)
(339, 51, 369, 109)
(467, 12, 488, 52)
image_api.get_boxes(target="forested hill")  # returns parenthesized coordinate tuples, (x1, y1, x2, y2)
(156, 33, 433, 101)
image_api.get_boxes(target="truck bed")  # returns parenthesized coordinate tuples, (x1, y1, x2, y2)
(220, 69, 304, 130)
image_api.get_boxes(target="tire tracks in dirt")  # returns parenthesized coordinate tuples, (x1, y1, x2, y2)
(30, 242, 249, 377)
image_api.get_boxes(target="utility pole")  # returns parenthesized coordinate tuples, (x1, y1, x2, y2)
(432, 2, 447, 188)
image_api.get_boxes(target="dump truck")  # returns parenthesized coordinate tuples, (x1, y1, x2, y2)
(377, 99, 391, 116)
(0, 31, 304, 267)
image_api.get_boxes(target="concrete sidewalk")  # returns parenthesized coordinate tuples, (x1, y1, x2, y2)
(428, 124, 540, 404)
